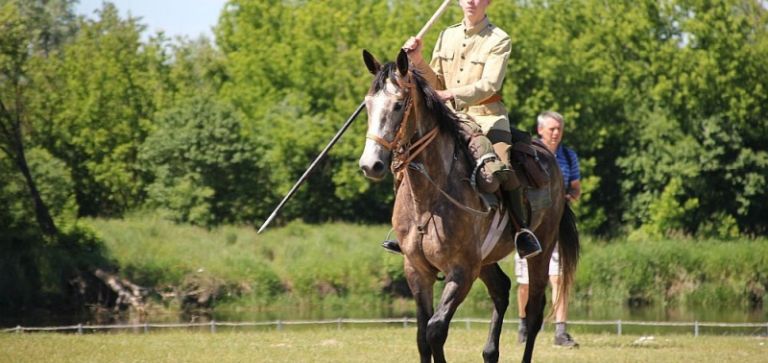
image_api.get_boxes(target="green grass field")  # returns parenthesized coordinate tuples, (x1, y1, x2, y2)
(1, 328, 766, 363)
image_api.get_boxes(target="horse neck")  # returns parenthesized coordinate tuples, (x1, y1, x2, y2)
(398, 97, 457, 203)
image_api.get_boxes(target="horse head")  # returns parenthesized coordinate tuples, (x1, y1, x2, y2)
(359, 49, 412, 180)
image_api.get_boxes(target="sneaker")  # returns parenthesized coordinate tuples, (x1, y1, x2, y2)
(554, 332, 579, 348)
(381, 240, 402, 254)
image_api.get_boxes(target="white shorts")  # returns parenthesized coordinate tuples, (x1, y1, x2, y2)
(514, 246, 560, 285)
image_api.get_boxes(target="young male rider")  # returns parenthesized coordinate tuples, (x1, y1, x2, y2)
(383, 0, 541, 259)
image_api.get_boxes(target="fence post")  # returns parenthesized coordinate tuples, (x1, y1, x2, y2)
(337, 318, 342, 330)
(403, 316, 408, 329)
(211, 320, 216, 333)
(77, 323, 83, 335)
(15, 325, 21, 334)
(277, 320, 282, 331)
(694, 321, 699, 337)
(466, 319, 470, 330)
(617, 320, 622, 336)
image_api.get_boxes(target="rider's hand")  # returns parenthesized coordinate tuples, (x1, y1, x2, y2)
(402, 36, 424, 64)
(436, 89, 454, 102)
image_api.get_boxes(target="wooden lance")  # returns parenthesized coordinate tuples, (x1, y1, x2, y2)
(257, 0, 453, 234)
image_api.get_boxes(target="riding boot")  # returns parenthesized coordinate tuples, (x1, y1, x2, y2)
(457, 116, 508, 193)
(503, 186, 542, 259)
(493, 138, 542, 259)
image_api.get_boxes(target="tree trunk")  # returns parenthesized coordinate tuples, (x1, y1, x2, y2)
(15, 143, 58, 237)
(0, 100, 58, 237)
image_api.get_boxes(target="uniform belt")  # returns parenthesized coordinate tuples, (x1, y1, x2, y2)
(478, 94, 502, 105)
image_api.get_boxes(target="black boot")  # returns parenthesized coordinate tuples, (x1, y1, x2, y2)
(504, 188, 542, 259)
(381, 239, 402, 254)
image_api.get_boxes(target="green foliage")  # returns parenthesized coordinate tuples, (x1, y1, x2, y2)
(502, 0, 768, 236)
(3, 0, 768, 317)
(40, 3, 167, 216)
(0, 217, 109, 311)
(86, 216, 402, 306)
(215, 0, 452, 224)
(86, 218, 767, 313)
(569, 156, 604, 235)
(139, 95, 263, 225)
(6, 0, 767, 236)
(25, 148, 77, 222)
(0, 148, 76, 235)
(576, 237, 768, 308)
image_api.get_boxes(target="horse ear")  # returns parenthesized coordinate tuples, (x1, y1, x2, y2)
(362, 49, 381, 75)
(396, 49, 409, 77)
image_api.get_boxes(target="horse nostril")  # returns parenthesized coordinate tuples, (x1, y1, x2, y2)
(372, 161, 385, 174)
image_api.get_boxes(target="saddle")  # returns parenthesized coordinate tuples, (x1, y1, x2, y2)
(478, 130, 553, 213)
(508, 129, 552, 189)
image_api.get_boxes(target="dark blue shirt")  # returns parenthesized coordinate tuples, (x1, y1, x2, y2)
(555, 145, 580, 188)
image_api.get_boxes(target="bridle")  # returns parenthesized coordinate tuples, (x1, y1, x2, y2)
(365, 73, 439, 175)
(365, 71, 491, 218)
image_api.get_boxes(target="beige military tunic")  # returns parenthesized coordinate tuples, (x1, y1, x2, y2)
(413, 17, 511, 134)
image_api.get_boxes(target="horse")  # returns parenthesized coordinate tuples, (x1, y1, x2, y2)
(358, 49, 579, 363)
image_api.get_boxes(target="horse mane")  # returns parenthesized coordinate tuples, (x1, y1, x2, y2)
(372, 62, 470, 162)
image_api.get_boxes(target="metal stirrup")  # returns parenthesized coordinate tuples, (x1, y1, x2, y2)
(514, 228, 542, 258)
(514, 228, 538, 241)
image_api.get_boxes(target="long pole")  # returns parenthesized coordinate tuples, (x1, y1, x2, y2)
(415, 0, 452, 39)
(257, 0, 452, 234)
(257, 101, 365, 234)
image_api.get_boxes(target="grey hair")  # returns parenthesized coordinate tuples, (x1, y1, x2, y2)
(537, 111, 565, 128)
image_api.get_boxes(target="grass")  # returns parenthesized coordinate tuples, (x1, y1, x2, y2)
(1, 328, 766, 363)
(81, 215, 768, 316)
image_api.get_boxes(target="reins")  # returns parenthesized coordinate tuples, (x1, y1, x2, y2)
(408, 162, 492, 217)
(378, 72, 491, 218)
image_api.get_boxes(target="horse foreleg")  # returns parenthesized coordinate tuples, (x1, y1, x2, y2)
(404, 261, 435, 363)
(427, 269, 473, 363)
(415, 290, 435, 363)
(479, 263, 511, 363)
(521, 256, 549, 363)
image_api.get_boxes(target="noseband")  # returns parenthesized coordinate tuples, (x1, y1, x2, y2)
(366, 73, 439, 174)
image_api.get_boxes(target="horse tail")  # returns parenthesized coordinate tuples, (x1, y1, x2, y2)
(557, 202, 580, 307)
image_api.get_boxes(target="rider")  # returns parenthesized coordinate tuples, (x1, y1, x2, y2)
(382, 0, 541, 259)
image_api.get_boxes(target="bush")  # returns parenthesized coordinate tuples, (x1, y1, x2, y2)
(575, 237, 768, 308)
(138, 95, 263, 226)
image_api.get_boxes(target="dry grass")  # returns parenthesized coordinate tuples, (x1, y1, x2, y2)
(1, 327, 766, 362)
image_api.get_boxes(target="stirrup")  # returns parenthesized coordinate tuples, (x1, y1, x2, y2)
(381, 239, 402, 255)
(380, 228, 402, 254)
(515, 228, 542, 259)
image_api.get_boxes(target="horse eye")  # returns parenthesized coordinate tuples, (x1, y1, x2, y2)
(393, 102, 404, 111)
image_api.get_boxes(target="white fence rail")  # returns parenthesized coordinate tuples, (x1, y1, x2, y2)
(3, 318, 768, 337)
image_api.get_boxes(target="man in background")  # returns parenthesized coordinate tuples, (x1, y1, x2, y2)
(515, 110, 581, 347)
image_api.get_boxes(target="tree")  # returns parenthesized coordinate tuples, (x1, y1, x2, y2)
(0, 1, 59, 237)
(617, 0, 768, 235)
(215, 0, 453, 223)
(139, 96, 264, 226)
(42, 3, 167, 216)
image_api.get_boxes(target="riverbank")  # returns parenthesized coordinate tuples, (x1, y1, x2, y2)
(80, 215, 767, 318)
